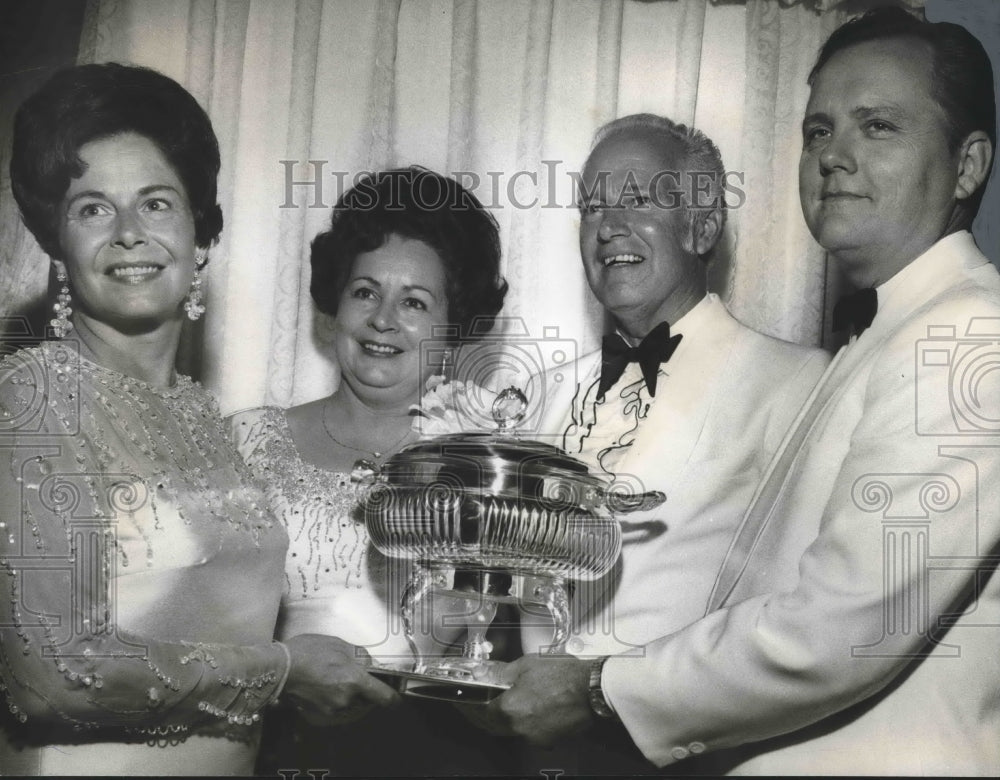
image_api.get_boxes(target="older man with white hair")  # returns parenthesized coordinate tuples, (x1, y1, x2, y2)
(509, 111, 828, 774)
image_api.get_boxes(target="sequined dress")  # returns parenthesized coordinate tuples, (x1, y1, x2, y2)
(230, 406, 515, 776)
(228, 406, 408, 657)
(0, 342, 289, 776)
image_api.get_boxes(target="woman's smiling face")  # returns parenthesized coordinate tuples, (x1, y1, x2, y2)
(333, 233, 449, 405)
(56, 131, 198, 330)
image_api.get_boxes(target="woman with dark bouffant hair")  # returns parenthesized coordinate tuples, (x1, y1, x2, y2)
(0, 62, 396, 776)
(230, 167, 511, 774)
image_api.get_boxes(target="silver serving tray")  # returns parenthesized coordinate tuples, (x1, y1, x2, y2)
(369, 659, 510, 703)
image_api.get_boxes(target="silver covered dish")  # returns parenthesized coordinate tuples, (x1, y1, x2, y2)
(358, 387, 665, 701)
(363, 432, 629, 580)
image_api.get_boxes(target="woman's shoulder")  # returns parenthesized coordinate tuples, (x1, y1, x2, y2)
(281, 397, 326, 427)
(0, 341, 77, 437)
(227, 405, 293, 464)
(227, 402, 356, 503)
(1, 340, 63, 377)
(227, 404, 287, 429)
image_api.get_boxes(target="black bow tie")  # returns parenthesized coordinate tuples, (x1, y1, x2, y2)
(832, 287, 878, 337)
(597, 321, 683, 401)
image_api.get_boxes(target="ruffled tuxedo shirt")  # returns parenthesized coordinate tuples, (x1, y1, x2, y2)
(528, 294, 830, 657)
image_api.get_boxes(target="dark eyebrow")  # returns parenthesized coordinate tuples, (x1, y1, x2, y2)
(64, 190, 106, 207)
(137, 184, 182, 197)
(852, 105, 907, 123)
(65, 184, 181, 207)
(349, 276, 438, 301)
(802, 105, 907, 131)
(802, 111, 831, 129)
(403, 284, 438, 301)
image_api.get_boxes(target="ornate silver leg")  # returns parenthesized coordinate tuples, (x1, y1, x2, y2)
(401, 567, 435, 670)
(534, 580, 571, 654)
(461, 598, 498, 661)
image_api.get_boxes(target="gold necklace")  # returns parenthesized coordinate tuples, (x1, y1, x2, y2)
(320, 397, 413, 464)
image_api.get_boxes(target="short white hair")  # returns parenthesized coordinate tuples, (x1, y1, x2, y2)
(588, 113, 728, 243)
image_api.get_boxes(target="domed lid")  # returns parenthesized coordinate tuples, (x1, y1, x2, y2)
(377, 431, 608, 506)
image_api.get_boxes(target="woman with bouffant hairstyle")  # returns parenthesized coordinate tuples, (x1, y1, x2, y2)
(230, 167, 510, 774)
(309, 166, 507, 339)
(1, 63, 396, 777)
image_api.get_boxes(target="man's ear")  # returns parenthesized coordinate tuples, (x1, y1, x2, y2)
(954, 130, 993, 202)
(688, 209, 724, 256)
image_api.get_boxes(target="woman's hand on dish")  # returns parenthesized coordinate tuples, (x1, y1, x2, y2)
(281, 634, 401, 725)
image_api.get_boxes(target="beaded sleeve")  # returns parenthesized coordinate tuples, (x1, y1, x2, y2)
(0, 345, 288, 737)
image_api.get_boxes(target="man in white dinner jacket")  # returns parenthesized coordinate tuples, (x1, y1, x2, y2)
(520, 111, 829, 655)
(509, 111, 828, 773)
(477, 7, 1000, 776)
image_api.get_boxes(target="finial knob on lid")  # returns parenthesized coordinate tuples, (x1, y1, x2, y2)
(491, 386, 528, 432)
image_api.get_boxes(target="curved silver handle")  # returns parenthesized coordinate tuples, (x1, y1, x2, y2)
(606, 490, 666, 514)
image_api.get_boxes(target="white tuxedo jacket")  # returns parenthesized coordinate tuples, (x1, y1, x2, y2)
(603, 233, 1000, 775)
(524, 295, 828, 657)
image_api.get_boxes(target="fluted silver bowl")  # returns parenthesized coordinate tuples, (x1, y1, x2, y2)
(361, 433, 654, 581)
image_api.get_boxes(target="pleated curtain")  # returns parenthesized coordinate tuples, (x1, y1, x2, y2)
(2, 0, 926, 413)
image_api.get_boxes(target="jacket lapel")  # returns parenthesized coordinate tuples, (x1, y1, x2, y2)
(706, 233, 985, 613)
(615, 298, 741, 489)
(705, 344, 852, 611)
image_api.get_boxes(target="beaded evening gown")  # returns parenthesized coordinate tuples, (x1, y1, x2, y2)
(0, 342, 289, 776)
(229, 406, 409, 653)
(230, 406, 518, 776)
